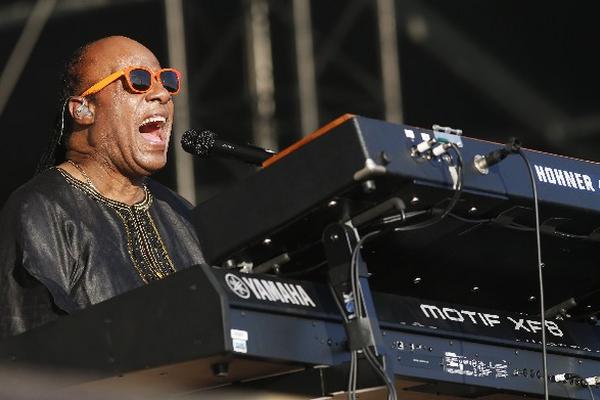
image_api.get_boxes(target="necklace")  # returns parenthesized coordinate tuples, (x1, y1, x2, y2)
(66, 159, 147, 204)
(67, 159, 97, 190)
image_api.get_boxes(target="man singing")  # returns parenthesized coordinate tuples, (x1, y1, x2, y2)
(0, 36, 204, 338)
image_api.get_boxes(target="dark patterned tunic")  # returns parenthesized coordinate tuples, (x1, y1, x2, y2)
(0, 168, 204, 339)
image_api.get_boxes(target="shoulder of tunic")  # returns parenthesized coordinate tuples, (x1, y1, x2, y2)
(4, 168, 75, 210)
(0, 168, 83, 315)
(146, 179, 194, 214)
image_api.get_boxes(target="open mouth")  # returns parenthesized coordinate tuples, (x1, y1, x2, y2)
(139, 115, 167, 145)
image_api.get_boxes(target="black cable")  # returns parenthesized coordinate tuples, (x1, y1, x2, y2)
(448, 213, 532, 230)
(448, 213, 535, 232)
(330, 231, 381, 400)
(504, 223, 536, 232)
(348, 229, 397, 400)
(379, 207, 408, 225)
(552, 231, 589, 240)
(518, 149, 549, 400)
(351, 231, 382, 319)
(347, 351, 357, 399)
(447, 213, 536, 232)
(341, 143, 464, 400)
(448, 213, 493, 224)
(330, 270, 365, 400)
(280, 260, 328, 277)
(365, 346, 398, 400)
(450, 212, 596, 242)
(328, 284, 356, 400)
(450, 216, 533, 233)
(36, 98, 70, 173)
(394, 142, 464, 232)
(329, 284, 350, 324)
(344, 143, 463, 400)
(349, 226, 403, 399)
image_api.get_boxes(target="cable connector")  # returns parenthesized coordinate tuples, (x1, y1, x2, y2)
(431, 142, 452, 157)
(412, 138, 437, 157)
(553, 373, 585, 385)
(555, 374, 600, 387)
(474, 137, 521, 174)
(584, 376, 600, 386)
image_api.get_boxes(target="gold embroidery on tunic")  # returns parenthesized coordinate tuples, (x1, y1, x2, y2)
(58, 169, 176, 283)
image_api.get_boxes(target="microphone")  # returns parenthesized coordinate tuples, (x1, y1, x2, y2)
(181, 129, 276, 166)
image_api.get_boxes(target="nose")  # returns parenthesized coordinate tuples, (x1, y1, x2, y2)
(146, 77, 171, 104)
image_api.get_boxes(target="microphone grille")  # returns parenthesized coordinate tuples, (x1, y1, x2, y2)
(181, 129, 217, 157)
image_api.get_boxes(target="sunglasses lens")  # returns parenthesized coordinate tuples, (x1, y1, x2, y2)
(129, 69, 152, 92)
(160, 70, 180, 93)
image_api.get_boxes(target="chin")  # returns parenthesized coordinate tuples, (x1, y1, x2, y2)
(137, 156, 168, 176)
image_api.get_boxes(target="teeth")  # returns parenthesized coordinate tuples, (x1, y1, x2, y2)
(141, 116, 166, 126)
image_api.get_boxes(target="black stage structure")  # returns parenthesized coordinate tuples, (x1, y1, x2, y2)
(1, 1, 600, 399)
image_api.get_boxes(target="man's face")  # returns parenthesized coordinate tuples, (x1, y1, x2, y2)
(80, 38, 175, 177)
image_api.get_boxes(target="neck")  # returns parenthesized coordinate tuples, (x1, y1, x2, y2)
(62, 156, 146, 205)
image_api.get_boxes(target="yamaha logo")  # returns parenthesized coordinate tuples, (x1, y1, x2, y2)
(225, 273, 251, 299)
(223, 273, 317, 307)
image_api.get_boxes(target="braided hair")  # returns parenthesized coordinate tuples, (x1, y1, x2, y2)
(36, 42, 93, 173)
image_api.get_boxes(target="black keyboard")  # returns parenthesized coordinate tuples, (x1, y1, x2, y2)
(1, 266, 599, 399)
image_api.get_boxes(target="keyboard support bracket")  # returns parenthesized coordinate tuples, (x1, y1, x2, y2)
(322, 223, 392, 379)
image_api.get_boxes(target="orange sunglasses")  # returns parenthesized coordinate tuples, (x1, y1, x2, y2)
(80, 66, 182, 97)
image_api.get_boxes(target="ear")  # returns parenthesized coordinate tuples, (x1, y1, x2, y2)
(68, 96, 94, 125)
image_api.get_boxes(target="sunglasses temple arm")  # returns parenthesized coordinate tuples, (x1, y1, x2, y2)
(80, 70, 126, 97)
